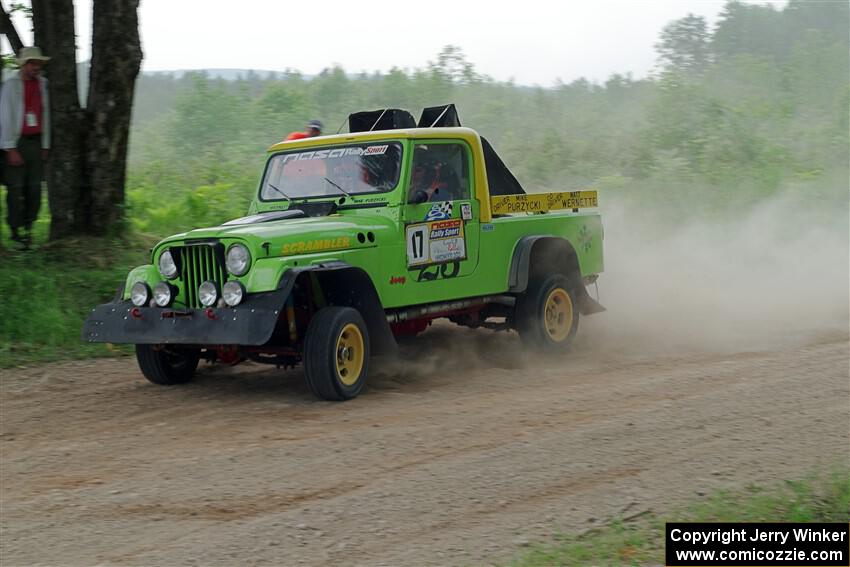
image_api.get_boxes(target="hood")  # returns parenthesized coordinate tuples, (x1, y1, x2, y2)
(157, 212, 396, 259)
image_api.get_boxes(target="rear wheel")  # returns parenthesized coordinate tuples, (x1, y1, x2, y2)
(515, 274, 579, 351)
(135, 344, 200, 385)
(303, 307, 370, 401)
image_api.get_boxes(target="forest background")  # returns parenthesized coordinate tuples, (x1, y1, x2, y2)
(1, 0, 848, 365)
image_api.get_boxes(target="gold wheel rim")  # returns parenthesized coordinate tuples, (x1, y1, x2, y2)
(543, 288, 573, 342)
(336, 323, 365, 386)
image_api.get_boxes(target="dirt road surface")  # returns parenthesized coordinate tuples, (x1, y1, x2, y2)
(2, 322, 847, 566)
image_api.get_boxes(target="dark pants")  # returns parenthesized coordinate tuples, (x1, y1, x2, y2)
(5, 135, 43, 233)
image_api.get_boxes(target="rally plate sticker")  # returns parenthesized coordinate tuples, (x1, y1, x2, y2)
(406, 219, 466, 267)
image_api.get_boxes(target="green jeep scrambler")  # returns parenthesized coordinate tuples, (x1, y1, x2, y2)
(83, 105, 604, 401)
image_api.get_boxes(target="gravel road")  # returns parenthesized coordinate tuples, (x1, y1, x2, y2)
(2, 321, 847, 566)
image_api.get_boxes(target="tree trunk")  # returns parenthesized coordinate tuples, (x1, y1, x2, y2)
(83, 0, 142, 235)
(32, 0, 141, 238)
(32, 0, 85, 240)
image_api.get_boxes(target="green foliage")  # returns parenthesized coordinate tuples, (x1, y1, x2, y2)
(508, 470, 850, 566)
(656, 13, 712, 75)
(124, 0, 847, 214)
(127, 181, 254, 234)
(0, 237, 151, 367)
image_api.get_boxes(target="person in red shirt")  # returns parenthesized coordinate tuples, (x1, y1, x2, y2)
(0, 46, 51, 249)
(285, 119, 323, 141)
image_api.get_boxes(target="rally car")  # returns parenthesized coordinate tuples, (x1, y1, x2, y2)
(83, 105, 604, 400)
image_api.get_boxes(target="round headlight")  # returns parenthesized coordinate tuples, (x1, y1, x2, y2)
(226, 244, 251, 276)
(158, 250, 178, 279)
(198, 281, 219, 307)
(130, 282, 150, 307)
(222, 281, 245, 307)
(153, 282, 174, 307)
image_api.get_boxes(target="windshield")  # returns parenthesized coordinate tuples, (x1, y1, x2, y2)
(260, 142, 403, 201)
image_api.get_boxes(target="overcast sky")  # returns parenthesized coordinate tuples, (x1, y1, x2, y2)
(8, 0, 787, 86)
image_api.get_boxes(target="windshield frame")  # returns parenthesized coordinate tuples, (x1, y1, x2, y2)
(257, 140, 405, 203)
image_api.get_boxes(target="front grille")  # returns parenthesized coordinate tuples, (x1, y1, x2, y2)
(176, 244, 226, 308)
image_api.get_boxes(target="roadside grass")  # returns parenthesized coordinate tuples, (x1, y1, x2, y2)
(0, 187, 251, 369)
(507, 469, 850, 566)
(0, 231, 154, 368)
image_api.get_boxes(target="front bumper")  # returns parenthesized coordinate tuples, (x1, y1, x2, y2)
(81, 289, 289, 345)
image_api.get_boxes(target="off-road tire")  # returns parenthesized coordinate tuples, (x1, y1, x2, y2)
(303, 307, 370, 401)
(135, 344, 200, 385)
(515, 273, 579, 351)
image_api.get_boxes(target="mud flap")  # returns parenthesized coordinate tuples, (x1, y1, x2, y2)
(576, 289, 606, 315)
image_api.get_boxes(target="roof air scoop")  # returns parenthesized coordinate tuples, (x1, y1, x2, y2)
(418, 104, 461, 128)
(348, 109, 416, 133)
(346, 104, 461, 132)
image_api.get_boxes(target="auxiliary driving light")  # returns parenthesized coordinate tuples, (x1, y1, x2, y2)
(158, 249, 178, 279)
(130, 282, 151, 307)
(198, 281, 219, 307)
(153, 281, 174, 307)
(222, 281, 245, 307)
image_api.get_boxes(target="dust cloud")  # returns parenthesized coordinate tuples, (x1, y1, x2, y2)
(583, 188, 850, 355)
(374, 187, 849, 381)
(112, 183, 847, 385)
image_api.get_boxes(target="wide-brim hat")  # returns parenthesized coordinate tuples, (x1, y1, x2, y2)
(17, 46, 50, 66)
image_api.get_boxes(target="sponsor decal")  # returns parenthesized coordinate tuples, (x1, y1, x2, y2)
(429, 219, 461, 239)
(363, 145, 389, 156)
(281, 236, 351, 255)
(389, 276, 406, 285)
(461, 202, 472, 220)
(281, 146, 378, 163)
(481, 223, 495, 232)
(424, 201, 453, 221)
(429, 236, 465, 263)
(406, 218, 465, 267)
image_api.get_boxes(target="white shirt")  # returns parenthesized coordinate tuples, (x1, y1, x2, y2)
(0, 73, 51, 150)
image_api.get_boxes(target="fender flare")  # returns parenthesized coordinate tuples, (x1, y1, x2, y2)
(277, 262, 397, 355)
(507, 235, 549, 293)
(507, 236, 605, 315)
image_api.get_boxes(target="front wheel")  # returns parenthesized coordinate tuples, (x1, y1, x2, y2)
(515, 274, 579, 351)
(303, 307, 370, 401)
(135, 344, 200, 385)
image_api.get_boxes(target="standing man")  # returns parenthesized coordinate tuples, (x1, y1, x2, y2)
(285, 119, 323, 141)
(0, 46, 50, 248)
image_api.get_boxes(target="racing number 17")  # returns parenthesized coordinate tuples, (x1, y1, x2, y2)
(411, 231, 424, 261)
(406, 224, 430, 266)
